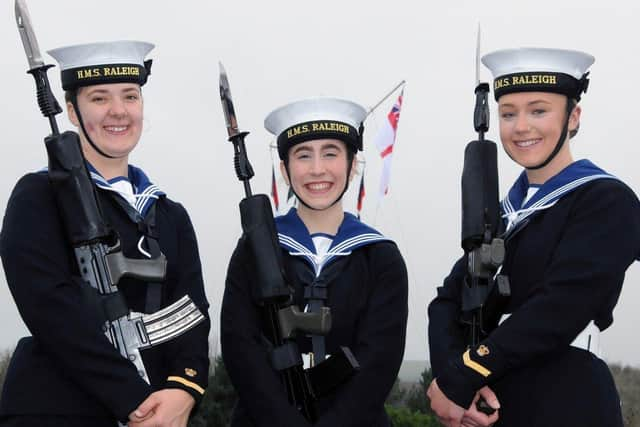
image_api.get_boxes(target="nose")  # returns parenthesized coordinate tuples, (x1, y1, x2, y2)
(108, 97, 127, 117)
(514, 113, 529, 133)
(309, 155, 324, 175)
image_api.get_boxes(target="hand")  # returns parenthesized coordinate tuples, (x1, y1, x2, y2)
(427, 378, 465, 427)
(460, 386, 500, 427)
(128, 389, 195, 427)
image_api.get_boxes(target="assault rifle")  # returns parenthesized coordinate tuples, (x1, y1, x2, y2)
(219, 63, 359, 422)
(15, 2, 204, 424)
(459, 27, 510, 416)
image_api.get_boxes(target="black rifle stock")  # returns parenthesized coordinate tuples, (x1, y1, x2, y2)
(460, 82, 511, 416)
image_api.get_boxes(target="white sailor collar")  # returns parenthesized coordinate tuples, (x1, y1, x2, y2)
(87, 163, 165, 219)
(275, 208, 390, 275)
(501, 159, 617, 234)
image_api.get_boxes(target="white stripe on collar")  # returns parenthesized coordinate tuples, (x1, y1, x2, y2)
(90, 171, 161, 216)
(502, 174, 616, 233)
(278, 232, 388, 276)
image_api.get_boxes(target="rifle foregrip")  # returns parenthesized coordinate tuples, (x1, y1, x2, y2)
(461, 139, 500, 251)
(240, 195, 290, 301)
(46, 131, 111, 244)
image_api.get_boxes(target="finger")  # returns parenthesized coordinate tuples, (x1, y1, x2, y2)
(461, 415, 480, 427)
(478, 386, 500, 410)
(133, 395, 159, 420)
(487, 410, 500, 424)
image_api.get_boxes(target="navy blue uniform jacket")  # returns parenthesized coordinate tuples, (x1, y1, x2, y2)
(0, 172, 210, 422)
(221, 216, 408, 427)
(429, 178, 640, 426)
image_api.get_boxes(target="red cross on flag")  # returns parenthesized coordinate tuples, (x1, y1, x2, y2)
(373, 90, 403, 199)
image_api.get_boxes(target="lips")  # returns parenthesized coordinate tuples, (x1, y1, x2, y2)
(103, 125, 129, 135)
(514, 138, 541, 148)
(304, 182, 333, 193)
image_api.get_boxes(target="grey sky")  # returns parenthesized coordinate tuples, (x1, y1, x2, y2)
(1, 0, 638, 366)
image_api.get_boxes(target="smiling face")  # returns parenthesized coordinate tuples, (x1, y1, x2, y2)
(68, 82, 143, 161)
(498, 91, 580, 183)
(281, 138, 356, 213)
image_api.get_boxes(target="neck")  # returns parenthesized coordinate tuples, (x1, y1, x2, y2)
(526, 143, 574, 185)
(297, 202, 345, 235)
(82, 143, 128, 180)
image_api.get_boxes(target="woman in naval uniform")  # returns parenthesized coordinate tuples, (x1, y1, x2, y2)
(427, 47, 640, 427)
(221, 97, 409, 426)
(0, 41, 210, 427)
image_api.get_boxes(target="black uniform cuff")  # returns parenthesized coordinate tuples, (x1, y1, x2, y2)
(437, 342, 504, 409)
(437, 358, 477, 409)
(165, 376, 206, 407)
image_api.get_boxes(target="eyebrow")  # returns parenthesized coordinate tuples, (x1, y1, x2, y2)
(320, 142, 341, 150)
(84, 88, 109, 96)
(292, 145, 312, 155)
(499, 99, 552, 108)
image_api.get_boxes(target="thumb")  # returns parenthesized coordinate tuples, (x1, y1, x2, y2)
(134, 393, 159, 418)
(479, 386, 500, 409)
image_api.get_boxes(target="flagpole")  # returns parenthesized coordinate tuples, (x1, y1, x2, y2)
(365, 80, 406, 119)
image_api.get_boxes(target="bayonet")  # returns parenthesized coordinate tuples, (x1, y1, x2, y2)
(14, 0, 62, 132)
(475, 23, 481, 88)
(219, 62, 240, 138)
(218, 62, 254, 195)
(473, 22, 489, 137)
(15, 0, 44, 70)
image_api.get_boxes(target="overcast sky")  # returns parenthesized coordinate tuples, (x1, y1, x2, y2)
(1, 0, 638, 367)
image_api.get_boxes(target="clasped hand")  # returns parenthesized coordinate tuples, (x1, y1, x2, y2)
(427, 379, 500, 427)
(128, 388, 195, 427)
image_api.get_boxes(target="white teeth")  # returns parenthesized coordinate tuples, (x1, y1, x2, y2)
(516, 139, 539, 147)
(105, 126, 127, 132)
(307, 183, 330, 191)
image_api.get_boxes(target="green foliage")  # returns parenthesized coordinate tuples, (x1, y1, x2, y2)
(0, 349, 12, 392)
(405, 367, 435, 416)
(188, 355, 237, 427)
(385, 404, 438, 427)
(386, 377, 407, 407)
(610, 363, 640, 427)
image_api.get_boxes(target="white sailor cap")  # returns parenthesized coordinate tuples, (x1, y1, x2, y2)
(481, 48, 594, 101)
(265, 97, 367, 160)
(48, 40, 154, 91)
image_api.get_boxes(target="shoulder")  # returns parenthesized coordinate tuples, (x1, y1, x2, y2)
(5, 172, 54, 210)
(572, 177, 639, 211)
(1, 173, 62, 253)
(11, 171, 50, 194)
(156, 196, 194, 227)
(359, 240, 407, 279)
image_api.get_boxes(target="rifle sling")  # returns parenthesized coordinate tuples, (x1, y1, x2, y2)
(301, 258, 348, 366)
(104, 191, 163, 313)
(101, 291, 129, 322)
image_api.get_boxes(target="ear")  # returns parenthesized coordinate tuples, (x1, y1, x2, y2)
(67, 101, 80, 127)
(348, 155, 358, 182)
(279, 161, 290, 186)
(568, 104, 581, 133)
